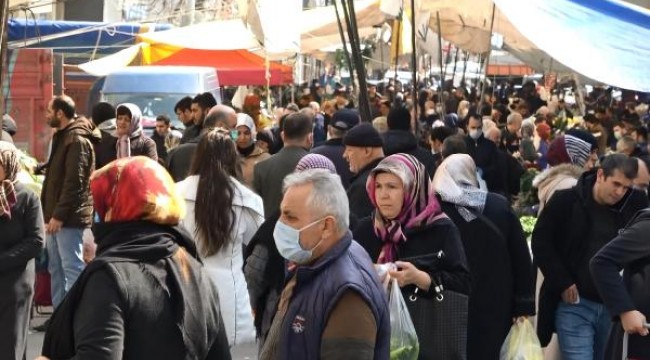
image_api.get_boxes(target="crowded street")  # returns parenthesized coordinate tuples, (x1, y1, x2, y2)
(2, 0, 650, 359)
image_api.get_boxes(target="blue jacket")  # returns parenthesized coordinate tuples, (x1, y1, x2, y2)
(278, 231, 390, 360)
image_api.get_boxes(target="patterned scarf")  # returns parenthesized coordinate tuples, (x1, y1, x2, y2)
(366, 153, 446, 263)
(432, 154, 487, 222)
(91, 156, 185, 224)
(0, 141, 19, 219)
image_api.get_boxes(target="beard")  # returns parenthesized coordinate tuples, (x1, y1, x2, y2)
(47, 117, 60, 128)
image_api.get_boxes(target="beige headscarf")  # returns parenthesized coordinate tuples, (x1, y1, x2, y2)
(432, 154, 487, 222)
(115, 103, 143, 159)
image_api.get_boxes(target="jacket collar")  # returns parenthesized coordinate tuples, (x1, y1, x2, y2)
(294, 231, 353, 283)
(351, 157, 384, 182)
(575, 170, 634, 212)
(324, 138, 344, 146)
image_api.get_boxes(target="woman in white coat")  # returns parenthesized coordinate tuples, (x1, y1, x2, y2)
(176, 128, 263, 348)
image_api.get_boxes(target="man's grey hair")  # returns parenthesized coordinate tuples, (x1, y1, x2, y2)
(507, 112, 523, 125)
(309, 101, 320, 112)
(283, 169, 349, 232)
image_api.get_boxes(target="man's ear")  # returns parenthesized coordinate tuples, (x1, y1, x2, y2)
(281, 131, 286, 143)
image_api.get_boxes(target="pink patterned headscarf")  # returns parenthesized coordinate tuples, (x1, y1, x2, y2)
(366, 153, 446, 263)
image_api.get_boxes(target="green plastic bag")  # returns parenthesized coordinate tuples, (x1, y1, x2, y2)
(388, 278, 419, 360)
(499, 319, 543, 360)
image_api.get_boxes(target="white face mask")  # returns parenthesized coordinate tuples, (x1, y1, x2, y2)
(469, 128, 482, 140)
(273, 218, 326, 264)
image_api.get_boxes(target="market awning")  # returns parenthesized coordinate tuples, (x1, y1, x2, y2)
(8, 19, 172, 55)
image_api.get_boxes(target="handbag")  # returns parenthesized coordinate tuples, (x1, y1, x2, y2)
(404, 260, 468, 359)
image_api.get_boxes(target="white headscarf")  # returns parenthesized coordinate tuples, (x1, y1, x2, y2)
(115, 103, 143, 159)
(432, 154, 487, 222)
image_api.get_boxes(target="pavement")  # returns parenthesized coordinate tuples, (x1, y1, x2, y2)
(27, 310, 258, 360)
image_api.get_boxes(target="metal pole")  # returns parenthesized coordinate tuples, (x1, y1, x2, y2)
(479, 3, 496, 107)
(333, 0, 354, 88)
(450, 47, 460, 88)
(436, 12, 445, 115)
(0, 0, 9, 117)
(411, 0, 417, 128)
(343, 0, 372, 122)
(393, 18, 401, 84)
(182, 0, 196, 26)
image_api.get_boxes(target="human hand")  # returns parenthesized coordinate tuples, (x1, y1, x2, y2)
(620, 310, 649, 336)
(46, 218, 63, 235)
(390, 261, 431, 291)
(561, 284, 579, 304)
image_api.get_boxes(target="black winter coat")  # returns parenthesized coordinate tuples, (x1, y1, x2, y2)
(95, 133, 158, 169)
(465, 134, 503, 195)
(382, 130, 437, 177)
(347, 157, 383, 220)
(590, 209, 650, 360)
(353, 216, 471, 296)
(0, 184, 44, 360)
(440, 193, 536, 360)
(532, 171, 648, 346)
(311, 138, 353, 188)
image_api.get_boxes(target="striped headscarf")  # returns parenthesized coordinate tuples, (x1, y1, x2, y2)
(432, 154, 487, 222)
(366, 153, 446, 263)
(0, 141, 19, 219)
(294, 154, 337, 174)
(91, 156, 185, 225)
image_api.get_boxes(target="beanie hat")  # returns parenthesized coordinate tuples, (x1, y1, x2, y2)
(91, 102, 116, 126)
(331, 109, 360, 131)
(566, 128, 598, 152)
(387, 107, 411, 131)
(546, 135, 571, 166)
(564, 134, 592, 167)
(343, 123, 384, 147)
(294, 154, 337, 174)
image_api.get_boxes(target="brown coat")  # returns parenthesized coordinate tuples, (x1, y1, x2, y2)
(241, 146, 270, 187)
(41, 118, 101, 227)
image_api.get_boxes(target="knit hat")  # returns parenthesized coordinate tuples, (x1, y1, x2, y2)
(343, 123, 383, 147)
(331, 109, 360, 131)
(91, 102, 116, 126)
(547, 133, 594, 167)
(566, 128, 598, 152)
(294, 154, 337, 174)
(387, 107, 411, 131)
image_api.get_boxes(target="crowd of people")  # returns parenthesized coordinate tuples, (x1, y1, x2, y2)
(0, 78, 649, 360)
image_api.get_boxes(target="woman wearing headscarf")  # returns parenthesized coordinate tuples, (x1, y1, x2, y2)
(95, 103, 158, 168)
(0, 141, 44, 360)
(432, 154, 536, 360)
(39, 156, 231, 360)
(176, 128, 263, 349)
(236, 113, 271, 187)
(243, 154, 338, 352)
(353, 153, 471, 360)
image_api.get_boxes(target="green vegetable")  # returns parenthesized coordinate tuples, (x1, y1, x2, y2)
(390, 344, 419, 360)
(519, 216, 537, 239)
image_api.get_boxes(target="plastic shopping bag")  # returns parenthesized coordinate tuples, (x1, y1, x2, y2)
(499, 318, 543, 360)
(388, 277, 419, 360)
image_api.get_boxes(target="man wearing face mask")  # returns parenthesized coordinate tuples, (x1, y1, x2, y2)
(259, 170, 389, 360)
(465, 113, 503, 195)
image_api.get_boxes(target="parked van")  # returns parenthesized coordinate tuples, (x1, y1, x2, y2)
(100, 66, 221, 132)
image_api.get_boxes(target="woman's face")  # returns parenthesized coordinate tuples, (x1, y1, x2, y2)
(116, 114, 131, 136)
(374, 172, 404, 220)
(236, 125, 252, 148)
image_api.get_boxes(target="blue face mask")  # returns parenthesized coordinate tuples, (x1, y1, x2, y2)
(273, 218, 327, 264)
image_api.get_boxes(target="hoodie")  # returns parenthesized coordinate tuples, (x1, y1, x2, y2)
(382, 129, 436, 176)
(41, 117, 101, 227)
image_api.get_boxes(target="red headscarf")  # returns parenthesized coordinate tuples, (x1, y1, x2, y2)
(91, 156, 184, 224)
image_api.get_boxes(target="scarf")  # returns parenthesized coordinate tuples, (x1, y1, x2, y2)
(366, 153, 446, 263)
(42, 221, 215, 359)
(0, 141, 19, 219)
(115, 103, 143, 159)
(237, 142, 256, 157)
(432, 153, 488, 222)
(91, 156, 185, 224)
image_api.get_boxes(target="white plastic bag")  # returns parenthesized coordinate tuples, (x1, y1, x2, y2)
(499, 318, 543, 360)
(388, 277, 419, 360)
